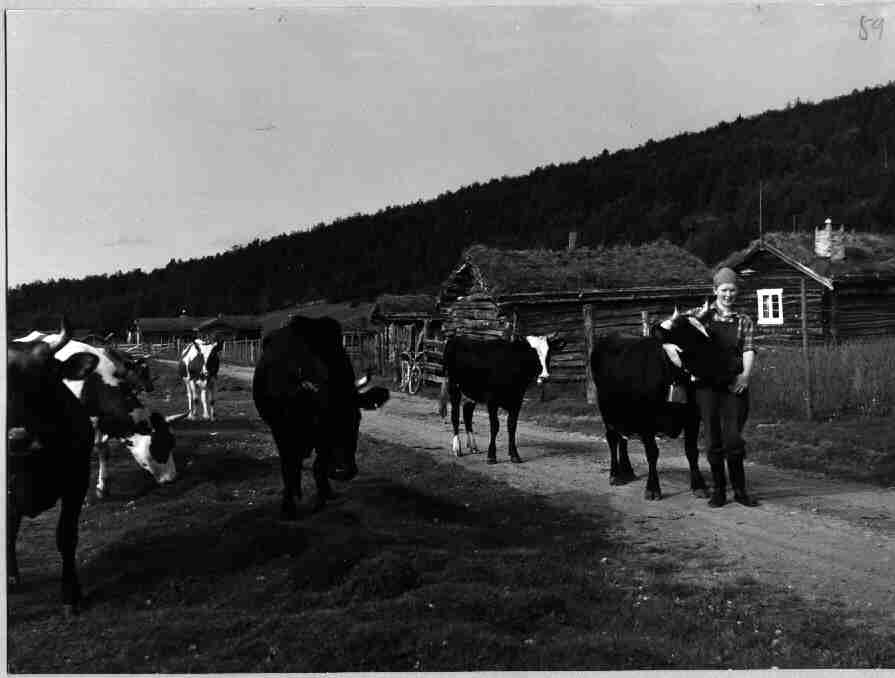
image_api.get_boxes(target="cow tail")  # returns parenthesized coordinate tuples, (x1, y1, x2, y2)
(438, 377, 450, 419)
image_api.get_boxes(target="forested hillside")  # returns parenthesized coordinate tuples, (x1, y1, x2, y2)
(9, 82, 895, 334)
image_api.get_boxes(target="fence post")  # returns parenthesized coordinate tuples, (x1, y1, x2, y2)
(583, 304, 596, 404)
(801, 279, 814, 420)
(641, 310, 650, 337)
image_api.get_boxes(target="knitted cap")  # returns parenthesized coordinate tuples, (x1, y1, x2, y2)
(712, 267, 738, 288)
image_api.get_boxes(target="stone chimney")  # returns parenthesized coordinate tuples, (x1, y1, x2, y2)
(815, 218, 846, 261)
(567, 231, 578, 251)
(814, 218, 832, 258)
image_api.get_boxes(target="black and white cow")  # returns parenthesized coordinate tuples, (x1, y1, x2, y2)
(438, 333, 566, 464)
(15, 332, 181, 498)
(179, 338, 223, 421)
(7, 320, 99, 613)
(590, 308, 739, 500)
(252, 316, 389, 519)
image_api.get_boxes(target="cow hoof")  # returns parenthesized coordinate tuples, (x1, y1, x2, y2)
(486, 457, 497, 465)
(468, 448, 482, 455)
(692, 488, 710, 499)
(644, 488, 663, 500)
(510, 455, 523, 464)
(95, 487, 110, 500)
(610, 475, 635, 486)
(454, 450, 463, 458)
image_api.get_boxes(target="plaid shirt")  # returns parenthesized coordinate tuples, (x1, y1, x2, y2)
(686, 303, 755, 354)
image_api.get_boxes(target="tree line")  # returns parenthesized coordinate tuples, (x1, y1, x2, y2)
(9, 82, 895, 335)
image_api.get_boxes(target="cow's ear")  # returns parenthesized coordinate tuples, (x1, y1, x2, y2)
(61, 353, 99, 380)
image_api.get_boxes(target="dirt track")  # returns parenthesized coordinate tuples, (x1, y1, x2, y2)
(221, 363, 895, 631)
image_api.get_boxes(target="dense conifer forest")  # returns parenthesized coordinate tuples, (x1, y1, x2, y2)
(8, 82, 895, 334)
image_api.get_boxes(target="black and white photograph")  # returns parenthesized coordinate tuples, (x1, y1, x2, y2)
(4, 0, 895, 672)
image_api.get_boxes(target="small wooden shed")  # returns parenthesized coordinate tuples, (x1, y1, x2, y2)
(132, 315, 213, 345)
(717, 223, 895, 343)
(370, 293, 439, 380)
(194, 315, 263, 342)
(438, 242, 713, 389)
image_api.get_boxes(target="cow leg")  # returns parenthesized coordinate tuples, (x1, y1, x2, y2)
(506, 406, 523, 464)
(684, 412, 708, 498)
(272, 429, 303, 520)
(449, 387, 463, 457)
(185, 379, 197, 420)
(608, 429, 636, 485)
(462, 400, 479, 455)
(642, 435, 663, 501)
(485, 402, 500, 465)
(57, 479, 88, 613)
(7, 504, 22, 587)
(312, 453, 336, 512)
(95, 441, 111, 499)
(207, 383, 216, 421)
(200, 384, 212, 420)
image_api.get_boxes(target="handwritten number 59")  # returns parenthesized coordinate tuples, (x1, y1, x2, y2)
(859, 16, 884, 40)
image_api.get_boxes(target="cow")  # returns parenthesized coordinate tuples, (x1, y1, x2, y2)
(590, 307, 740, 500)
(179, 338, 223, 421)
(7, 320, 100, 613)
(15, 332, 180, 499)
(438, 333, 566, 465)
(252, 316, 389, 519)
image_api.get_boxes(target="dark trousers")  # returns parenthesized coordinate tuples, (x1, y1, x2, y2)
(694, 386, 749, 465)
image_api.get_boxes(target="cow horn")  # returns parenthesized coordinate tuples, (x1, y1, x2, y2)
(46, 316, 72, 355)
(165, 413, 188, 423)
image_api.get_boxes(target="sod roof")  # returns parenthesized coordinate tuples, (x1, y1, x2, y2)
(718, 231, 895, 281)
(451, 241, 711, 296)
(370, 294, 437, 322)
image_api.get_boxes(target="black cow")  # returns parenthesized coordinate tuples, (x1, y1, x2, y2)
(590, 309, 739, 500)
(7, 320, 99, 613)
(438, 333, 565, 464)
(252, 316, 389, 519)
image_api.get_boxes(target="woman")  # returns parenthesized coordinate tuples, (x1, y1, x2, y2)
(691, 267, 758, 507)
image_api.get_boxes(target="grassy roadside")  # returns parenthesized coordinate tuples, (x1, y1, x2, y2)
(8, 365, 895, 671)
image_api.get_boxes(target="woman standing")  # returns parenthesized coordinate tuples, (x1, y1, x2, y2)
(692, 267, 759, 507)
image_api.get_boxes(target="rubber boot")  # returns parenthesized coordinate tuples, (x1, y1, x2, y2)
(708, 462, 726, 508)
(728, 457, 759, 507)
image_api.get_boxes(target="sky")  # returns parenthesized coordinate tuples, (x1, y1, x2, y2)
(4, 1, 894, 287)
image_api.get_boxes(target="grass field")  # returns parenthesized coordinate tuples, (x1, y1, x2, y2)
(6, 363, 895, 671)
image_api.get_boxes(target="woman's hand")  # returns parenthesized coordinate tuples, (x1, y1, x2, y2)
(730, 373, 749, 394)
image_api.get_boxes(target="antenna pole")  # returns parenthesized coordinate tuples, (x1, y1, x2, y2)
(758, 181, 763, 242)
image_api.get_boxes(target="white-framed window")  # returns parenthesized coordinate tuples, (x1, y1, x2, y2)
(756, 288, 784, 326)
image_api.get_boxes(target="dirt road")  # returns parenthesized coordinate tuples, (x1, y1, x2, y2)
(220, 363, 895, 631)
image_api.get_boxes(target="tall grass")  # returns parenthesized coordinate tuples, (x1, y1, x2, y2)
(752, 338, 895, 420)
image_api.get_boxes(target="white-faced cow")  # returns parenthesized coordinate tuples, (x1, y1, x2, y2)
(590, 308, 740, 500)
(14, 332, 180, 499)
(438, 333, 566, 464)
(252, 316, 389, 519)
(179, 338, 222, 421)
(7, 320, 99, 613)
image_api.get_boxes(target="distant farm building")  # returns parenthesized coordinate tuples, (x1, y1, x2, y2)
(131, 315, 213, 345)
(260, 300, 380, 374)
(718, 220, 895, 343)
(370, 293, 440, 382)
(438, 242, 713, 396)
(194, 315, 263, 342)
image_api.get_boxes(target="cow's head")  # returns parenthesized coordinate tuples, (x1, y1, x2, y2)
(525, 332, 566, 384)
(7, 320, 99, 452)
(324, 376, 390, 482)
(120, 410, 185, 484)
(652, 308, 737, 384)
(190, 338, 223, 379)
(106, 348, 154, 393)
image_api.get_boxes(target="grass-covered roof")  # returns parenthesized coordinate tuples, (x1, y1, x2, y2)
(370, 294, 437, 322)
(452, 241, 711, 296)
(720, 231, 895, 280)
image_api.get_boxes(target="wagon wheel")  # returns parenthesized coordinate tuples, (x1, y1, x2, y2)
(408, 364, 423, 395)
